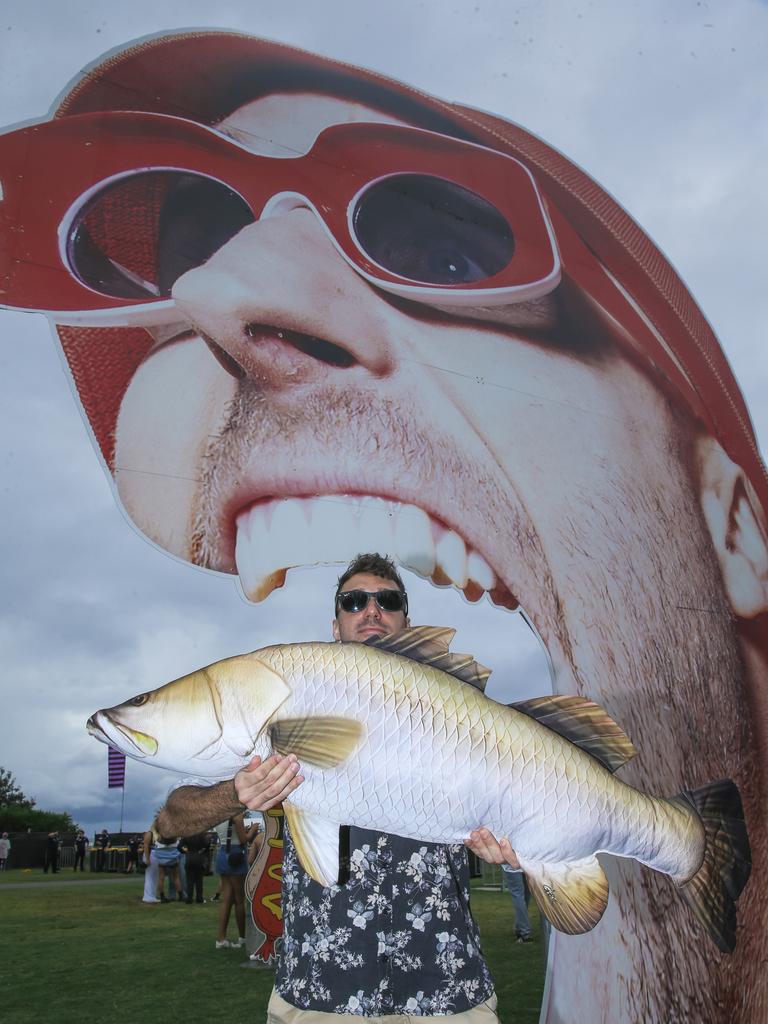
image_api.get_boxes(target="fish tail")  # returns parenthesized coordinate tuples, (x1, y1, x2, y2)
(672, 779, 751, 953)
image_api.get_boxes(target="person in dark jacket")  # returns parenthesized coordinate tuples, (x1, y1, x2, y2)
(180, 831, 211, 904)
(125, 835, 141, 874)
(94, 829, 110, 872)
(43, 832, 60, 874)
(73, 830, 89, 872)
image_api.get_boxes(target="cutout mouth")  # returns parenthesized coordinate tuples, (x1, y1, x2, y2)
(234, 493, 518, 609)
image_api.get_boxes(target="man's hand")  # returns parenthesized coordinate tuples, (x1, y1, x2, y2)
(234, 754, 304, 810)
(156, 755, 304, 836)
(466, 827, 521, 868)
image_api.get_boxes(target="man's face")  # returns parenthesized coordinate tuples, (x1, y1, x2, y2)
(332, 572, 409, 643)
(114, 91, 718, 713)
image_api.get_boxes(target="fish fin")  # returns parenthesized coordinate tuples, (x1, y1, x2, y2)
(283, 802, 342, 887)
(510, 696, 636, 773)
(268, 717, 363, 768)
(672, 779, 751, 953)
(524, 855, 609, 934)
(365, 626, 492, 692)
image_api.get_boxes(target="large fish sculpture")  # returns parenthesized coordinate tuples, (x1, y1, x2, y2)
(86, 626, 750, 951)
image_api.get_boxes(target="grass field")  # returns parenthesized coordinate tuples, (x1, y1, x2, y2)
(0, 871, 546, 1022)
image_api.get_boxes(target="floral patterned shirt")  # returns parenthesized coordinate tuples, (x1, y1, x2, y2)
(275, 823, 494, 1016)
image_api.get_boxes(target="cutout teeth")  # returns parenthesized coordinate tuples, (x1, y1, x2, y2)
(234, 495, 503, 605)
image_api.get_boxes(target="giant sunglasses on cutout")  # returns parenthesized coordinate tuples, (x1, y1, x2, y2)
(0, 111, 560, 326)
(335, 589, 408, 616)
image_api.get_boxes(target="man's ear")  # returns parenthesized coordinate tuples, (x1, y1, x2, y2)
(696, 437, 768, 618)
(332, 618, 341, 642)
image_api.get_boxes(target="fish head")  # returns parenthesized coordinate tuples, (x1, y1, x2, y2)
(86, 651, 291, 777)
(87, 667, 225, 773)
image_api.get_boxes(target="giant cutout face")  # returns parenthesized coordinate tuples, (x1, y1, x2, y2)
(1, 31, 767, 1023)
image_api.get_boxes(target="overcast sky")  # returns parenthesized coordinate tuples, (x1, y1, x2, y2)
(1, 0, 766, 838)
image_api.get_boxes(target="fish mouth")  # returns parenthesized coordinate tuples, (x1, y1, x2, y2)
(86, 715, 109, 743)
(233, 493, 519, 609)
(86, 711, 158, 758)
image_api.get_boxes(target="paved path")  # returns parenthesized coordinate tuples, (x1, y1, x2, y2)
(0, 875, 139, 891)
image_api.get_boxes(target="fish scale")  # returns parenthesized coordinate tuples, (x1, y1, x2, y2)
(88, 626, 751, 951)
(260, 641, 648, 858)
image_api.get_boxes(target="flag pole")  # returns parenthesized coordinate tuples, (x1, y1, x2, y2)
(119, 782, 125, 833)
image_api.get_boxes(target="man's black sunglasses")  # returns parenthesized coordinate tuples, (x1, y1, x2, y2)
(335, 589, 409, 615)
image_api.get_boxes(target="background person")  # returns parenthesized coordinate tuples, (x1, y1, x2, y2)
(501, 864, 532, 944)
(152, 832, 183, 902)
(0, 832, 10, 870)
(125, 835, 140, 874)
(94, 829, 109, 872)
(246, 819, 264, 867)
(73, 830, 88, 872)
(43, 831, 60, 874)
(180, 831, 210, 904)
(142, 826, 159, 904)
(174, 839, 188, 900)
(213, 814, 249, 949)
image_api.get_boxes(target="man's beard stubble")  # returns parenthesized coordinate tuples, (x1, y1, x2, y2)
(188, 374, 549, 596)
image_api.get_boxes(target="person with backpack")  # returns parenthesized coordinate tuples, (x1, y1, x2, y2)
(212, 814, 249, 949)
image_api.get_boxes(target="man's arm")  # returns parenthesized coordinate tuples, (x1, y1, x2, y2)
(156, 753, 303, 837)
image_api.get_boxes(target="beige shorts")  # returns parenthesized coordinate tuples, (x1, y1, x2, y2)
(267, 989, 499, 1023)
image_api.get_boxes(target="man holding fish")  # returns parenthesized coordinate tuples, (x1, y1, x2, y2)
(90, 541, 751, 1019)
(155, 553, 503, 1021)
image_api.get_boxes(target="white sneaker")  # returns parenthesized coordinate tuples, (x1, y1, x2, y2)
(233, 937, 246, 948)
(142, 897, 161, 904)
(215, 939, 231, 949)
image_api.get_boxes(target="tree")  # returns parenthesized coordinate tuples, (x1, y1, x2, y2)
(0, 805, 77, 834)
(0, 767, 35, 808)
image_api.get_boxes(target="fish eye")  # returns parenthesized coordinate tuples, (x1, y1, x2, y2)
(129, 694, 149, 707)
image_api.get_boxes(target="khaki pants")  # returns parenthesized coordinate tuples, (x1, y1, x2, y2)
(267, 989, 499, 1023)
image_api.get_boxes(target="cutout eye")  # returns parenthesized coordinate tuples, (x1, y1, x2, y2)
(353, 173, 514, 285)
(66, 171, 254, 299)
(129, 694, 149, 707)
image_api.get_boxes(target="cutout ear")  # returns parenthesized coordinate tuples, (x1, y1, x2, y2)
(697, 438, 768, 618)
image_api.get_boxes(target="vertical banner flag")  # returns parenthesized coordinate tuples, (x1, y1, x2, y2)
(107, 746, 126, 789)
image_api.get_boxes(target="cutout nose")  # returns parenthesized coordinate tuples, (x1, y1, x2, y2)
(171, 208, 397, 386)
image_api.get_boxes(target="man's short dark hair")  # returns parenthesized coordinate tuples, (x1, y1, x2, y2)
(334, 553, 407, 611)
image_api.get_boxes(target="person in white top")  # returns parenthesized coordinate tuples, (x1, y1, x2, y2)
(0, 833, 10, 870)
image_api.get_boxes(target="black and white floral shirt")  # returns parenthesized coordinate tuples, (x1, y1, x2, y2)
(275, 823, 494, 1016)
